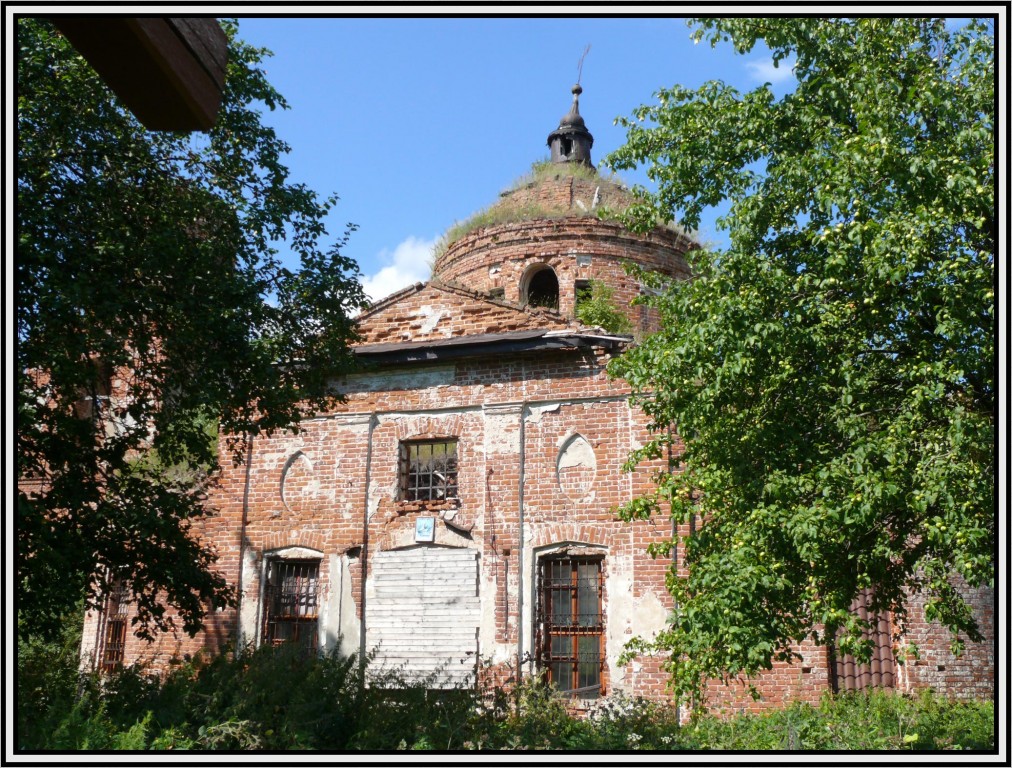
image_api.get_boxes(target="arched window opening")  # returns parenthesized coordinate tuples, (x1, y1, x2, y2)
(525, 266, 559, 310)
(262, 557, 321, 653)
(536, 554, 605, 697)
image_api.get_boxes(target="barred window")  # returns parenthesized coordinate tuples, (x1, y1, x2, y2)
(399, 440, 458, 502)
(100, 580, 128, 673)
(536, 556, 604, 696)
(262, 559, 320, 653)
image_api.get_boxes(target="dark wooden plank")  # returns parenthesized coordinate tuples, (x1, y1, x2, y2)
(168, 18, 228, 89)
(52, 17, 227, 131)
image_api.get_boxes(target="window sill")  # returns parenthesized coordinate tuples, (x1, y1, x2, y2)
(396, 498, 461, 515)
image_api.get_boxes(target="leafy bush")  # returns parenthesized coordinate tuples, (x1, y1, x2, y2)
(682, 689, 994, 751)
(16, 632, 994, 752)
(16, 612, 95, 749)
(575, 279, 633, 334)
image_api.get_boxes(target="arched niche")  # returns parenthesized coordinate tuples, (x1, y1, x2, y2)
(280, 450, 319, 514)
(556, 433, 597, 501)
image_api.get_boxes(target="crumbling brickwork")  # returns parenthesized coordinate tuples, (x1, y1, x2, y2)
(81, 102, 993, 711)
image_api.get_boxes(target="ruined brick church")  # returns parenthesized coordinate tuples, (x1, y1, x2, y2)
(82, 86, 993, 709)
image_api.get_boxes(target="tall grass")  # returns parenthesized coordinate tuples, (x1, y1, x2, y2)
(17, 629, 994, 752)
(430, 160, 632, 268)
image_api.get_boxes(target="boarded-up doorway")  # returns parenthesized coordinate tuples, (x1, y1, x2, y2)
(367, 546, 479, 687)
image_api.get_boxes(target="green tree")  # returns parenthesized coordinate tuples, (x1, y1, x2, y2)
(17, 18, 365, 641)
(605, 18, 993, 702)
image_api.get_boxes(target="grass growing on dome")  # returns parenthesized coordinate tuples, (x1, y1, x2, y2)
(428, 160, 696, 273)
(430, 161, 632, 268)
(516, 158, 623, 187)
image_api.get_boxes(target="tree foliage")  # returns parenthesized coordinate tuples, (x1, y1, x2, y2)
(575, 279, 634, 334)
(606, 18, 994, 701)
(17, 18, 366, 641)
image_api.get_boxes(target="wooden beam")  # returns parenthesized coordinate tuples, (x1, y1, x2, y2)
(52, 17, 228, 131)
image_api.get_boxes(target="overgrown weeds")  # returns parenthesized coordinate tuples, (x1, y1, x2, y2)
(16, 626, 994, 752)
(429, 160, 633, 267)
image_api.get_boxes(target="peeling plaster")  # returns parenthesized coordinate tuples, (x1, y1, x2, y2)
(370, 476, 403, 521)
(237, 546, 261, 647)
(557, 434, 596, 501)
(334, 367, 454, 394)
(416, 305, 448, 335)
(633, 589, 669, 636)
(557, 434, 594, 465)
(325, 553, 359, 657)
(526, 402, 561, 424)
(280, 451, 320, 512)
(605, 559, 635, 675)
(484, 418, 520, 454)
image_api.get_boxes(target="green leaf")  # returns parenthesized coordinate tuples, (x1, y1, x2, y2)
(605, 16, 994, 708)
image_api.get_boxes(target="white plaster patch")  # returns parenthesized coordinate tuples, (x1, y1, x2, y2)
(484, 419, 520, 454)
(237, 547, 261, 647)
(333, 366, 454, 394)
(633, 589, 670, 635)
(605, 559, 635, 676)
(557, 434, 596, 501)
(416, 305, 446, 335)
(324, 553, 359, 658)
(526, 402, 561, 424)
(367, 480, 386, 521)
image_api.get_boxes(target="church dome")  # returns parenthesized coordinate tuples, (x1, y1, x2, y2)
(429, 86, 696, 330)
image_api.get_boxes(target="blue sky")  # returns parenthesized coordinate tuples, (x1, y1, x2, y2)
(234, 15, 798, 302)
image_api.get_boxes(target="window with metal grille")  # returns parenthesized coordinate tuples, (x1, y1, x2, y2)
(536, 556, 604, 696)
(399, 440, 458, 502)
(100, 580, 128, 672)
(831, 588, 896, 692)
(261, 559, 320, 652)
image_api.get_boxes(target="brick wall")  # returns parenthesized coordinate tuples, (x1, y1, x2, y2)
(82, 173, 994, 710)
(433, 216, 692, 335)
(894, 579, 994, 700)
(84, 333, 996, 708)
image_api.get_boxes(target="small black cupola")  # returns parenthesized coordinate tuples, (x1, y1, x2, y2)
(547, 84, 594, 168)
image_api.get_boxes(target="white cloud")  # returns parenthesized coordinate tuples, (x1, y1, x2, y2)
(360, 235, 437, 304)
(744, 56, 797, 85)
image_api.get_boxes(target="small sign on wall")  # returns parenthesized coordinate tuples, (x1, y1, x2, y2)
(415, 516, 435, 543)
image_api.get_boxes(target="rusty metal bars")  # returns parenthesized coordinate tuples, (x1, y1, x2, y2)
(262, 559, 321, 653)
(99, 581, 129, 672)
(399, 440, 458, 501)
(537, 556, 604, 696)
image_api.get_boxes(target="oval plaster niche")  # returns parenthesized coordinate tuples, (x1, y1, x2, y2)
(556, 434, 597, 501)
(280, 451, 319, 514)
